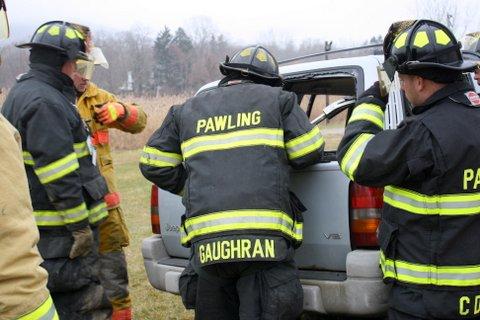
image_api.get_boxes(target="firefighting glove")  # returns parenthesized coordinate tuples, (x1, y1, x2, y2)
(69, 225, 94, 259)
(357, 81, 388, 109)
(95, 102, 126, 125)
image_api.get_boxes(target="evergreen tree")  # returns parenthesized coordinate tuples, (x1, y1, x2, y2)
(153, 26, 173, 92)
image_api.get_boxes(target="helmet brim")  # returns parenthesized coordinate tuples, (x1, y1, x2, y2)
(403, 60, 477, 73)
(220, 63, 282, 81)
(16, 42, 89, 61)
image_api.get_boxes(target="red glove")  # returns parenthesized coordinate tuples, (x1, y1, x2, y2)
(95, 102, 126, 125)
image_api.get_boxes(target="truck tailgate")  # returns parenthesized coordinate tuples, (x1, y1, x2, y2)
(158, 161, 351, 272)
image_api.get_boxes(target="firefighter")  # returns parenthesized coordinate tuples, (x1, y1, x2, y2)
(71, 24, 147, 320)
(0, 3, 59, 319)
(1, 21, 110, 319)
(140, 45, 324, 319)
(460, 32, 480, 85)
(337, 20, 479, 319)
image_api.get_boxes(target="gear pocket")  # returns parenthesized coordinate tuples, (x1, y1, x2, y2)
(260, 263, 303, 320)
(378, 219, 398, 257)
(83, 175, 108, 202)
(179, 263, 198, 310)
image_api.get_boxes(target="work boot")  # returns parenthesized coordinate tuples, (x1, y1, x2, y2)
(111, 307, 132, 320)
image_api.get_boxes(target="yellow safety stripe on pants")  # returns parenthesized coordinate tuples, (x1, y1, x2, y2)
(180, 209, 303, 245)
(348, 103, 384, 128)
(380, 251, 480, 287)
(88, 201, 108, 224)
(285, 126, 325, 160)
(34, 203, 88, 226)
(139, 146, 182, 168)
(384, 186, 480, 215)
(17, 295, 58, 320)
(73, 141, 90, 158)
(340, 133, 374, 180)
(34, 152, 79, 184)
(181, 128, 284, 160)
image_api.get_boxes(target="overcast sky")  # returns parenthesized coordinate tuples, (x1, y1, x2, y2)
(5, 0, 480, 47)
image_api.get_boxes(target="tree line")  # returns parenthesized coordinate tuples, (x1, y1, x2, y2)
(0, 0, 476, 96)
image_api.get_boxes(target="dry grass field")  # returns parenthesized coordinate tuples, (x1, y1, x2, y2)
(112, 149, 194, 320)
(109, 94, 190, 150)
(110, 95, 195, 319)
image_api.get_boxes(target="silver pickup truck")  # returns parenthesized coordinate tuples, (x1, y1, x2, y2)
(141, 53, 408, 317)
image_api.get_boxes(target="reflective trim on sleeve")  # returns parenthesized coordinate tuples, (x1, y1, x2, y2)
(384, 186, 480, 215)
(180, 209, 302, 245)
(285, 126, 324, 160)
(181, 128, 284, 159)
(34, 203, 88, 226)
(24, 142, 90, 168)
(380, 251, 480, 287)
(348, 103, 384, 128)
(34, 152, 79, 184)
(23, 151, 35, 165)
(140, 146, 182, 168)
(17, 295, 59, 320)
(340, 133, 374, 180)
(74, 141, 90, 158)
(88, 201, 108, 224)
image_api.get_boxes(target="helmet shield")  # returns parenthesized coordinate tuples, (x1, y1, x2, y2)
(383, 19, 477, 80)
(0, 0, 9, 40)
(17, 21, 88, 61)
(75, 59, 95, 80)
(89, 47, 109, 69)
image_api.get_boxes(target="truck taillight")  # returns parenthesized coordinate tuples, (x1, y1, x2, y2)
(151, 185, 161, 234)
(349, 182, 383, 248)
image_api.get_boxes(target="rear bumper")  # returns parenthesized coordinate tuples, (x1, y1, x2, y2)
(142, 235, 389, 316)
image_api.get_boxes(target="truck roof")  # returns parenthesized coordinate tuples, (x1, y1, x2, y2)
(196, 54, 384, 95)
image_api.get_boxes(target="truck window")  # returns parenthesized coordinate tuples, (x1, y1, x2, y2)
(285, 71, 359, 152)
(299, 94, 349, 151)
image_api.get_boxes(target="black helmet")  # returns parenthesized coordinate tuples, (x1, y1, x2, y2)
(219, 45, 282, 85)
(17, 21, 88, 60)
(383, 19, 476, 80)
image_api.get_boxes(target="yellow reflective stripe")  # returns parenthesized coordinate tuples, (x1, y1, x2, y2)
(47, 25, 60, 36)
(413, 31, 429, 48)
(17, 295, 58, 320)
(88, 202, 108, 224)
(340, 133, 374, 180)
(384, 186, 480, 215)
(394, 32, 408, 49)
(181, 222, 302, 245)
(348, 103, 384, 128)
(435, 29, 451, 45)
(181, 209, 302, 244)
(37, 25, 49, 34)
(73, 142, 90, 158)
(185, 210, 294, 228)
(140, 146, 182, 168)
(23, 151, 35, 165)
(285, 126, 325, 160)
(380, 251, 480, 287)
(34, 153, 79, 184)
(34, 203, 88, 226)
(23, 144, 89, 167)
(181, 128, 284, 159)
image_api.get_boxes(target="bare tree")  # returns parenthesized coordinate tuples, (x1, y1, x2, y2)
(415, 0, 480, 36)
